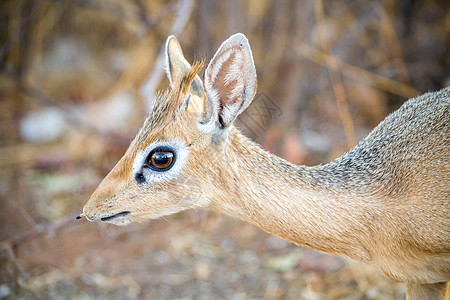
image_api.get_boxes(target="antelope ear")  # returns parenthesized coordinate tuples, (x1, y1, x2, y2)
(165, 36, 203, 97)
(201, 33, 257, 132)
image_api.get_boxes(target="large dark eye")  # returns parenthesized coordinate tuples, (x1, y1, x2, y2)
(145, 149, 175, 171)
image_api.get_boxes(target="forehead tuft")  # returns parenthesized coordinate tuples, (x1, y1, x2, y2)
(136, 60, 205, 146)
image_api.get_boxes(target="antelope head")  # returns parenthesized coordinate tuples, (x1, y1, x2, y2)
(81, 33, 257, 225)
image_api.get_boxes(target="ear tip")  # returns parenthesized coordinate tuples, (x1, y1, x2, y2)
(167, 35, 177, 41)
(166, 35, 175, 46)
(231, 32, 247, 39)
(228, 33, 250, 46)
(166, 35, 180, 47)
(166, 35, 184, 59)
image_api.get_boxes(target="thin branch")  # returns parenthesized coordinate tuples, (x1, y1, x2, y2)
(380, 1, 411, 84)
(140, 0, 194, 109)
(296, 43, 420, 99)
(46, 0, 129, 21)
(8, 197, 37, 228)
(132, 0, 165, 30)
(19, 82, 107, 135)
(1, 216, 78, 248)
(1, 216, 81, 281)
(8, 77, 131, 146)
(314, 0, 356, 149)
(3, 242, 29, 281)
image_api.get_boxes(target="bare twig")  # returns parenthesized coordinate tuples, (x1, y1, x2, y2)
(3, 243, 29, 281)
(7, 197, 37, 228)
(2, 216, 78, 248)
(1, 216, 81, 281)
(3, 242, 29, 281)
(133, 0, 173, 32)
(380, 0, 411, 84)
(296, 43, 420, 99)
(51, 0, 129, 20)
(140, 0, 194, 109)
(19, 82, 107, 135)
(314, 0, 356, 149)
(12, 79, 131, 146)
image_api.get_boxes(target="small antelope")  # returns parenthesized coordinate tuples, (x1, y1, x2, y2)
(80, 33, 449, 299)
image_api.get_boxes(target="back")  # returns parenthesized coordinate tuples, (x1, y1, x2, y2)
(330, 86, 449, 199)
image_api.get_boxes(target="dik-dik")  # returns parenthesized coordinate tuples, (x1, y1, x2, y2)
(80, 34, 450, 299)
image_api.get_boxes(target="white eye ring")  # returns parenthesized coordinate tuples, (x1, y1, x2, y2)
(133, 139, 189, 184)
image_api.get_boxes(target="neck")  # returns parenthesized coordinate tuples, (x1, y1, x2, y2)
(209, 129, 374, 263)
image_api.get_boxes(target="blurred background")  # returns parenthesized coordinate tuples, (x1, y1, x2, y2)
(0, 0, 448, 299)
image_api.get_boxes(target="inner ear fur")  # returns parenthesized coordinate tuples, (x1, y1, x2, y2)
(203, 33, 257, 130)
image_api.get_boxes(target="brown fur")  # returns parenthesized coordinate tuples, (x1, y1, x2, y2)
(82, 34, 449, 299)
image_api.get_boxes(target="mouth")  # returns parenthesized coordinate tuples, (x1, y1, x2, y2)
(101, 211, 131, 222)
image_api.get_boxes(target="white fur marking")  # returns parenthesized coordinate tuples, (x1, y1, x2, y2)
(209, 49, 232, 83)
(133, 139, 189, 184)
(165, 36, 175, 87)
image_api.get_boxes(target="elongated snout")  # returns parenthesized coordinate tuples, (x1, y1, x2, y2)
(81, 164, 135, 225)
(82, 186, 133, 225)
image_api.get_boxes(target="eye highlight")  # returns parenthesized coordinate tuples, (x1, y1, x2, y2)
(145, 149, 175, 171)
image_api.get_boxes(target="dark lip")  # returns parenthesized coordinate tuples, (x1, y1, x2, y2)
(101, 211, 131, 222)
